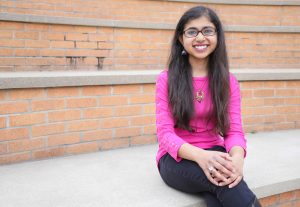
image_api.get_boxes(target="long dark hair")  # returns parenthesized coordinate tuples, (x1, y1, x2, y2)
(168, 6, 230, 136)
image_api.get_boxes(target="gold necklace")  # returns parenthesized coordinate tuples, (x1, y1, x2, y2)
(195, 79, 207, 103)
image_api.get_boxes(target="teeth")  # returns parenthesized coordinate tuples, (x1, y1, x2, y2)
(195, 45, 207, 49)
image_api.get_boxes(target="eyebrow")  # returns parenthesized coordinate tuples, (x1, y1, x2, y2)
(185, 26, 215, 30)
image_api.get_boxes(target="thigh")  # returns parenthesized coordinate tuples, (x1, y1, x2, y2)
(159, 153, 212, 194)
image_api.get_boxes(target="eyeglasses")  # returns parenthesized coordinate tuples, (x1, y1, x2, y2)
(183, 27, 217, 38)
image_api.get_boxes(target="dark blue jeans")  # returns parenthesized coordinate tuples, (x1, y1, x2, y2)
(158, 146, 260, 207)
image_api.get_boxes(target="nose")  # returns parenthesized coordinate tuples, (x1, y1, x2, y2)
(196, 32, 205, 41)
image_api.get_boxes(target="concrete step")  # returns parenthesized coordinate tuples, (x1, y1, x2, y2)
(0, 129, 299, 207)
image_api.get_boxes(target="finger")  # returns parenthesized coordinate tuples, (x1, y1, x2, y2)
(210, 168, 228, 183)
(218, 152, 232, 161)
(216, 156, 235, 172)
(204, 169, 219, 186)
(229, 176, 243, 188)
(213, 160, 234, 177)
(218, 174, 236, 186)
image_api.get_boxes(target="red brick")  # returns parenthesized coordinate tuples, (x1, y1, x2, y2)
(143, 104, 155, 114)
(0, 39, 24, 47)
(280, 191, 296, 203)
(130, 115, 156, 126)
(47, 87, 79, 97)
(67, 98, 97, 108)
(0, 57, 27, 66)
(143, 84, 155, 93)
(0, 128, 29, 141)
(98, 138, 129, 150)
(40, 49, 65, 57)
(41, 33, 65, 40)
(114, 106, 142, 117)
(81, 85, 111, 96)
(0, 117, 6, 128)
(88, 34, 108, 41)
(32, 147, 65, 160)
(259, 194, 280, 206)
(47, 133, 81, 147)
(76, 42, 97, 49)
(97, 42, 114, 49)
(0, 143, 7, 155)
(25, 23, 49, 31)
(276, 106, 299, 114)
(8, 138, 45, 153)
(0, 31, 13, 39)
(15, 31, 39, 40)
(82, 129, 113, 141)
(0, 48, 13, 56)
(112, 85, 141, 94)
(10, 113, 46, 127)
(129, 94, 154, 104)
(143, 125, 156, 134)
(0, 152, 31, 165)
(0, 102, 29, 114)
(25, 40, 50, 48)
(240, 90, 253, 98)
(100, 96, 129, 106)
(83, 108, 113, 119)
(254, 89, 274, 98)
(67, 120, 99, 132)
(276, 89, 300, 97)
(101, 118, 129, 128)
(32, 123, 65, 137)
(66, 34, 88, 41)
(115, 127, 141, 138)
(242, 98, 264, 107)
(9, 88, 45, 100)
(51, 41, 75, 48)
(48, 110, 81, 122)
(31, 99, 65, 111)
(66, 142, 99, 155)
(131, 135, 157, 145)
(264, 98, 285, 106)
(15, 49, 40, 56)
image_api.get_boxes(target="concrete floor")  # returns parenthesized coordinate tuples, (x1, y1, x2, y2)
(0, 129, 299, 207)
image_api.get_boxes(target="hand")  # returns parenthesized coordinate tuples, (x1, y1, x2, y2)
(196, 150, 235, 186)
(218, 154, 244, 188)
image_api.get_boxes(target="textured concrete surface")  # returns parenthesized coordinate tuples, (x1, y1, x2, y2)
(1, 69, 300, 89)
(0, 129, 299, 207)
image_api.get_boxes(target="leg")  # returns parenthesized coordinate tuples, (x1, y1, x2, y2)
(159, 153, 260, 207)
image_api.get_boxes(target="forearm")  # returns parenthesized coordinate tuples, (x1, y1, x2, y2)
(178, 143, 206, 162)
(229, 146, 245, 158)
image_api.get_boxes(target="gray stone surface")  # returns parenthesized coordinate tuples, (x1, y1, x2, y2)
(0, 129, 299, 207)
(1, 69, 300, 89)
(1, 13, 300, 32)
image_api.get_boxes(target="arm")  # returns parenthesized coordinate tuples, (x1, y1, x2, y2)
(155, 71, 187, 162)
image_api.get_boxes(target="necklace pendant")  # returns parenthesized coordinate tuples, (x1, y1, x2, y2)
(195, 90, 204, 102)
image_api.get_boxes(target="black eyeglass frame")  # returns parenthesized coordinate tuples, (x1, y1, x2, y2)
(183, 27, 217, 38)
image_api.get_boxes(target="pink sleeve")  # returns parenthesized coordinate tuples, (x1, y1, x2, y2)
(224, 74, 247, 156)
(155, 71, 187, 162)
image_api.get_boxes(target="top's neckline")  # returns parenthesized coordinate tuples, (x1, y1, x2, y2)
(192, 76, 208, 81)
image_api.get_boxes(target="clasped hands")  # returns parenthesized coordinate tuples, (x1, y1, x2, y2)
(197, 150, 244, 188)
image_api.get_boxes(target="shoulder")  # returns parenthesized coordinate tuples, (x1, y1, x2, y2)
(156, 70, 168, 84)
(229, 73, 239, 87)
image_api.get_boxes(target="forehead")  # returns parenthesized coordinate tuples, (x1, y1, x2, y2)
(184, 16, 215, 30)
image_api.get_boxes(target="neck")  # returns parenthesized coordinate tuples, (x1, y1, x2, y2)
(189, 57, 208, 77)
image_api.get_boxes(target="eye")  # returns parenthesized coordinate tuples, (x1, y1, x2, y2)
(202, 27, 216, 36)
(186, 29, 198, 36)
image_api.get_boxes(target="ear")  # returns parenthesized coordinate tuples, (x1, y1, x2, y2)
(178, 35, 183, 46)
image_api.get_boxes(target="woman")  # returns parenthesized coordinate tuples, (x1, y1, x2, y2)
(155, 6, 261, 207)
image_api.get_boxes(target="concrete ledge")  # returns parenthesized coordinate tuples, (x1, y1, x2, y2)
(1, 69, 300, 89)
(1, 13, 300, 33)
(164, 0, 300, 6)
(0, 129, 299, 207)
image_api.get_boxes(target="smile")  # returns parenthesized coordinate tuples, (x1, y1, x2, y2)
(194, 45, 208, 49)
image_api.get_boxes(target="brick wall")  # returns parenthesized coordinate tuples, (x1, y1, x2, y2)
(0, 79, 299, 164)
(0, 0, 300, 71)
(259, 189, 300, 207)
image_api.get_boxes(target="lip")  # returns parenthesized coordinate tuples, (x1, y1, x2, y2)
(193, 44, 209, 51)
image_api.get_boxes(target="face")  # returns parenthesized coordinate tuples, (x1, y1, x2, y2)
(180, 16, 217, 63)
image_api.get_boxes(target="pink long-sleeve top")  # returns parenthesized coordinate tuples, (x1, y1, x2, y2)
(155, 70, 246, 165)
